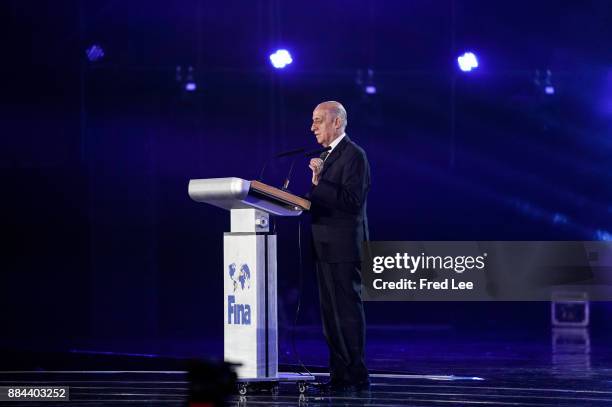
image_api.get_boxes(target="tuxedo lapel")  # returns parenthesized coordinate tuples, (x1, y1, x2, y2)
(321, 136, 349, 177)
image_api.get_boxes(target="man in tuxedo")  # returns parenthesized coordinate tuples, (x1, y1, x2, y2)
(308, 101, 371, 391)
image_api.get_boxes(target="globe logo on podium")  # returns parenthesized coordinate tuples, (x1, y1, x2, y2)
(228, 263, 251, 292)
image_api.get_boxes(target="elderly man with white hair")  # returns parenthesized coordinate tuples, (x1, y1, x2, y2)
(308, 101, 371, 392)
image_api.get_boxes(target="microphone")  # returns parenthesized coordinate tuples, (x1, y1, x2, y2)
(282, 160, 298, 190)
(258, 146, 310, 182)
(282, 146, 332, 190)
(275, 147, 309, 158)
(303, 146, 331, 158)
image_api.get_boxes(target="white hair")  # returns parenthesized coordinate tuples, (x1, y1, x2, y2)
(319, 101, 347, 131)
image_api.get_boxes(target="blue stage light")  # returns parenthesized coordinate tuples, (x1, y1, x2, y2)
(595, 229, 612, 241)
(85, 44, 105, 62)
(534, 70, 555, 95)
(183, 66, 197, 92)
(269, 49, 293, 69)
(552, 213, 568, 224)
(365, 85, 377, 95)
(457, 52, 478, 72)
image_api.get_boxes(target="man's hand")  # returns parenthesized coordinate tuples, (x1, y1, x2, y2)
(309, 158, 324, 185)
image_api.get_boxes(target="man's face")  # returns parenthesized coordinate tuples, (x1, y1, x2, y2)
(311, 107, 339, 147)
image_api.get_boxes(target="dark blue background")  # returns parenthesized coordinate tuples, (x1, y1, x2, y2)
(2, 0, 612, 357)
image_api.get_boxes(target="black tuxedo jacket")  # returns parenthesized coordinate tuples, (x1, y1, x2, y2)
(309, 136, 371, 263)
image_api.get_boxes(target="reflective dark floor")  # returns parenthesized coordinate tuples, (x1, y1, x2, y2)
(1, 326, 611, 406)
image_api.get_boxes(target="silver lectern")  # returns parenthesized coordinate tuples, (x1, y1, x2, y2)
(188, 177, 313, 392)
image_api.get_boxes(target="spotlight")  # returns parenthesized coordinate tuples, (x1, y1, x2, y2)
(185, 66, 197, 92)
(534, 69, 555, 96)
(457, 52, 478, 72)
(354, 68, 382, 126)
(85, 44, 105, 62)
(176, 65, 197, 92)
(356, 69, 377, 95)
(552, 213, 568, 224)
(595, 229, 612, 241)
(269, 49, 293, 69)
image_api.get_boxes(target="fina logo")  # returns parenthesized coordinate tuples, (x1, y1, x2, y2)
(227, 263, 252, 325)
(228, 263, 251, 292)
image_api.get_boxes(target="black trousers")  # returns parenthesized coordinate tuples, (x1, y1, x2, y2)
(315, 260, 369, 384)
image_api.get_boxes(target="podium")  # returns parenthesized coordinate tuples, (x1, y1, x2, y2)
(188, 177, 310, 381)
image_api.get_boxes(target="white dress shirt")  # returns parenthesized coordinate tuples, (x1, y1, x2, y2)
(325, 133, 346, 160)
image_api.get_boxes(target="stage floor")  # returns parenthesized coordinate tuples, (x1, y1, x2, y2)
(1, 368, 611, 406)
(1, 327, 610, 405)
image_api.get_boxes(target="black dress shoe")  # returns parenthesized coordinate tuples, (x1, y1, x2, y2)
(353, 380, 371, 391)
(315, 380, 371, 394)
(313, 380, 348, 392)
(333, 380, 370, 393)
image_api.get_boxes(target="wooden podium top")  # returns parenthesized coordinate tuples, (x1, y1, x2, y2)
(188, 177, 309, 216)
(250, 180, 311, 211)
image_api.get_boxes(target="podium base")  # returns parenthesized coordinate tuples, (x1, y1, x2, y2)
(236, 372, 315, 395)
